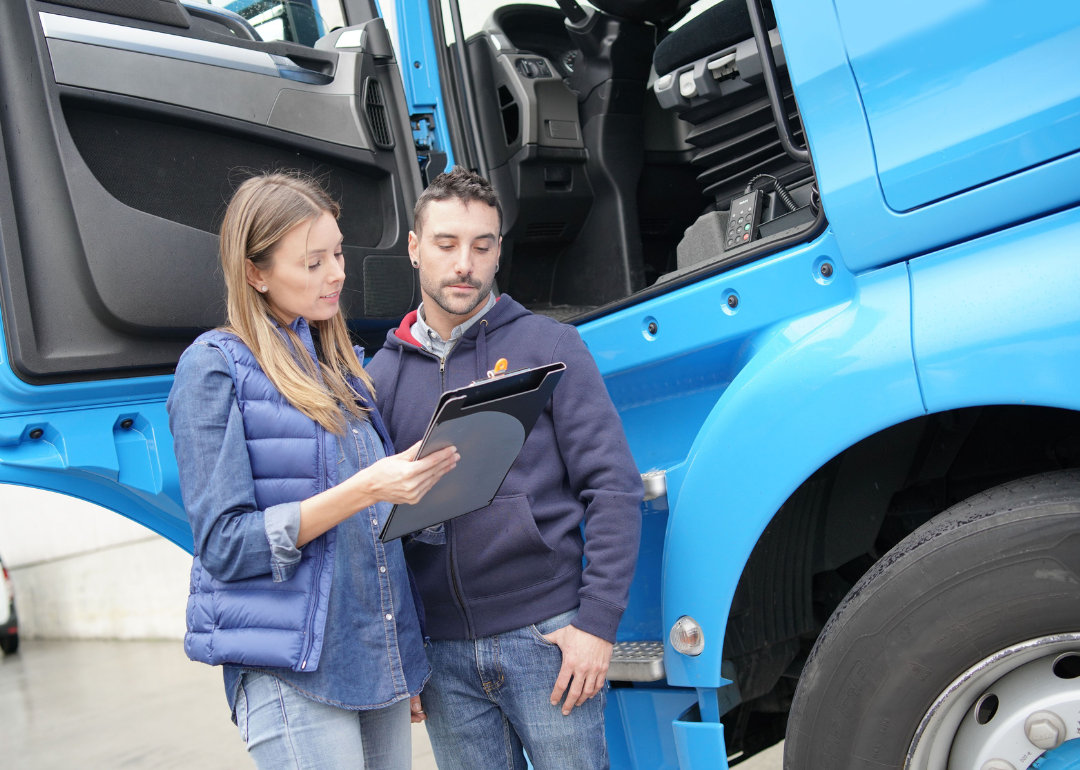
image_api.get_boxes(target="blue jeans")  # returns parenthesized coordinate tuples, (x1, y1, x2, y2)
(235, 671, 412, 769)
(422, 609, 609, 770)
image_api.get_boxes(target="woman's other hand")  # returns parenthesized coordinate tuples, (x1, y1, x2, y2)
(351, 440, 458, 506)
(410, 695, 427, 723)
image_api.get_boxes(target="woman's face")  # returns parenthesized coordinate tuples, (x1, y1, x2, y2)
(247, 211, 345, 325)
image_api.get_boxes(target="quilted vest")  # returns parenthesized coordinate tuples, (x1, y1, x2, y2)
(183, 320, 392, 672)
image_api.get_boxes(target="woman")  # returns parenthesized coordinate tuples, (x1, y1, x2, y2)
(167, 172, 456, 769)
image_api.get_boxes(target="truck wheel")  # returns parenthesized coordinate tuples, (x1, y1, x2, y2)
(785, 470, 1080, 769)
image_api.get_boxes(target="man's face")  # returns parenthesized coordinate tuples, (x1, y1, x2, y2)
(409, 197, 501, 319)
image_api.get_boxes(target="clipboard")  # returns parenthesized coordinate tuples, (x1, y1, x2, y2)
(379, 361, 566, 542)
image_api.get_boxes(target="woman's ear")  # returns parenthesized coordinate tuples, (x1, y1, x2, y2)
(245, 258, 268, 293)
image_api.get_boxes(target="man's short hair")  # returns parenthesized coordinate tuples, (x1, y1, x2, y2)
(413, 166, 503, 237)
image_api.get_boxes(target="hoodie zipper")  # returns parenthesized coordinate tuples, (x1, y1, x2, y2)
(436, 343, 473, 636)
(397, 333, 474, 637)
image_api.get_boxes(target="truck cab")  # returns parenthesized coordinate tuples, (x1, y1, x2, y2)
(2, 0, 1080, 767)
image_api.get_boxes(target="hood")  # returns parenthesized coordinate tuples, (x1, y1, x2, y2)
(382, 294, 530, 352)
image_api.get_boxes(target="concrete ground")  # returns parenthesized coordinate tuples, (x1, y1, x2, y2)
(0, 640, 782, 769)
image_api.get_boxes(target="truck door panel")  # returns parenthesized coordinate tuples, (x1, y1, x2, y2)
(0, 0, 419, 385)
(786, 0, 1080, 273)
(833, 0, 1080, 212)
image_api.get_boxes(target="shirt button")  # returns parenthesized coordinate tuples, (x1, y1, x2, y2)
(352, 428, 358, 434)
(379, 566, 387, 573)
(385, 613, 393, 621)
(371, 518, 378, 526)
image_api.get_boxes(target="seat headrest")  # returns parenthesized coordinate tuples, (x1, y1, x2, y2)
(653, 0, 776, 77)
(588, 0, 695, 25)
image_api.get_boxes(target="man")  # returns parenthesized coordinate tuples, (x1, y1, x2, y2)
(367, 167, 642, 770)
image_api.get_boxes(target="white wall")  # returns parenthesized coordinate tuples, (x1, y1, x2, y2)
(0, 485, 190, 640)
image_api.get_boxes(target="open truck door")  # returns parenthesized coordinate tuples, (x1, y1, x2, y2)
(0, 0, 421, 549)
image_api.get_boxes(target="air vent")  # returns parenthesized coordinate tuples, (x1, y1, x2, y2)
(523, 222, 567, 241)
(363, 77, 394, 149)
(498, 85, 520, 145)
(683, 83, 810, 204)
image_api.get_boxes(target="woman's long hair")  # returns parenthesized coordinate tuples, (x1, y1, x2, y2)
(219, 172, 373, 435)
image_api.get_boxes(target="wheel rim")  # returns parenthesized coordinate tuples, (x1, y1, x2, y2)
(906, 634, 1080, 770)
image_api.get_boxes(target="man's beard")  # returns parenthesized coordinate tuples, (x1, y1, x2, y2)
(420, 270, 493, 318)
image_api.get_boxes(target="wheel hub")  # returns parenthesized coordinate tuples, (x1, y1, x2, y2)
(906, 634, 1080, 770)
(1031, 739, 1080, 770)
(948, 652, 1080, 769)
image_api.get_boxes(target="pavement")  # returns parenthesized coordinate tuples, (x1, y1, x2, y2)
(0, 640, 782, 769)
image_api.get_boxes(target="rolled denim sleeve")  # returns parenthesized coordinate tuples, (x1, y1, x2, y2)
(264, 501, 302, 581)
(167, 343, 304, 583)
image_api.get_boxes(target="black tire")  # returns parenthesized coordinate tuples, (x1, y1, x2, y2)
(0, 632, 17, 655)
(785, 470, 1080, 770)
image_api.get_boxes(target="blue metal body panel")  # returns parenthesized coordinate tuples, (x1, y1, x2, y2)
(584, 250, 926, 687)
(672, 716, 728, 770)
(833, 0, 1080, 212)
(607, 687, 700, 770)
(3, 0, 1080, 767)
(783, 0, 1080, 274)
(910, 205, 1080, 414)
(391, 0, 455, 164)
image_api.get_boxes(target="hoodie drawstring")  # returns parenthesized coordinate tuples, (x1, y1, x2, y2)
(385, 344, 404, 426)
(476, 320, 489, 381)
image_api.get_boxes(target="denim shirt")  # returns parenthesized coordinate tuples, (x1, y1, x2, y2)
(169, 342, 430, 713)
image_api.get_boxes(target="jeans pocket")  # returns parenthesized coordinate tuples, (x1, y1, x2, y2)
(527, 608, 577, 646)
(528, 623, 559, 646)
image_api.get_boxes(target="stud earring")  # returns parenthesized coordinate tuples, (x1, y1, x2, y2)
(260, 286, 268, 292)
(411, 261, 418, 268)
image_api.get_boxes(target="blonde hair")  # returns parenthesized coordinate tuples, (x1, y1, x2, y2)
(219, 172, 374, 434)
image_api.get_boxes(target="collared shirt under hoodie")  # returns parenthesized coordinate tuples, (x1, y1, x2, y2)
(168, 318, 430, 715)
(411, 292, 497, 360)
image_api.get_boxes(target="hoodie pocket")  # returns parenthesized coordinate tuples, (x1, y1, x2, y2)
(454, 493, 556, 599)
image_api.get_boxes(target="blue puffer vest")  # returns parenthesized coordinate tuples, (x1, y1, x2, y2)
(183, 321, 394, 672)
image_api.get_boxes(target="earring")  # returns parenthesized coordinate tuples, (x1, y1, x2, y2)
(411, 261, 418, 268)
(260, 286, 268, 292)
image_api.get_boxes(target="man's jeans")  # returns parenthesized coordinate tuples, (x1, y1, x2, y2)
(235, 671, 412, 769)
(422, 609, 609, 770)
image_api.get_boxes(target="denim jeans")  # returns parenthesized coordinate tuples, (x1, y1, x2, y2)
(235, 671, 412, 769)
(422, 609, 609, 770)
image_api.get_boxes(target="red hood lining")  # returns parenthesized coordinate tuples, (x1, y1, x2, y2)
(394, 310, 421, 347)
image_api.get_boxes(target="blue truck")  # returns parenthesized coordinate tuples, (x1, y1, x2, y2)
(2, 0, 1079, 766)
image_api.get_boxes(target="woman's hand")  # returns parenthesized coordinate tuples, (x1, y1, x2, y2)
(297, 440, 458, 547)
(410, 695, 427, 723)
(349, 440, 458, 506)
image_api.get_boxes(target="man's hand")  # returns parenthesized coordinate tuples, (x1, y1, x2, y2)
(543, 624, 613, 715)
(410, 695, 427, 723)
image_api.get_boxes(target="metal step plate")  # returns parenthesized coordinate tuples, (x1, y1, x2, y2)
(608, 640, 665, 682)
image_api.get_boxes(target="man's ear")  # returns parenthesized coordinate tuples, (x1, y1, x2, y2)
(408, 231, 420, 267)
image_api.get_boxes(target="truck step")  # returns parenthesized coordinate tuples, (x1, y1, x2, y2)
(608, 640, 666, 682)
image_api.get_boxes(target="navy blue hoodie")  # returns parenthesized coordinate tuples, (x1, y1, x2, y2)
(366, 295, 643, 643)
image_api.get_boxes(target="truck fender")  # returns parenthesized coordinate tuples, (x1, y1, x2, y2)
(662, 262, 924, 687)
